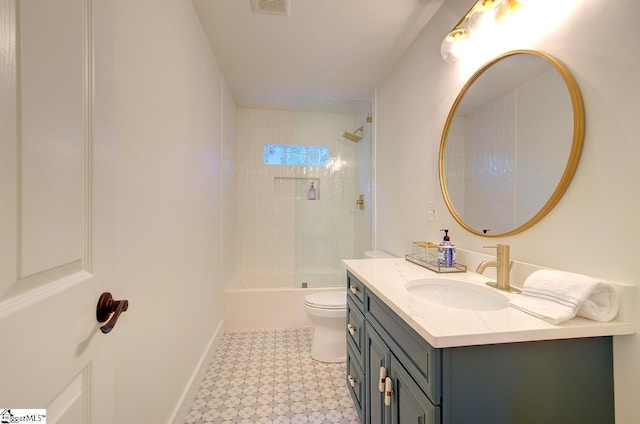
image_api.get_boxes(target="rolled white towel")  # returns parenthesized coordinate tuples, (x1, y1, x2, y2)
(509, 269, 619, 324)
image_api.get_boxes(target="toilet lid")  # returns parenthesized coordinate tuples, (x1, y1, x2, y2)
(304, 291, 346, 309)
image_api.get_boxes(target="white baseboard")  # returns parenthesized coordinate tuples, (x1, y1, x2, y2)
(168, 320, 224, 424)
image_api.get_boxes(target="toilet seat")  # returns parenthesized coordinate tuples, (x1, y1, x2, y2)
(304, 291, 346, 310)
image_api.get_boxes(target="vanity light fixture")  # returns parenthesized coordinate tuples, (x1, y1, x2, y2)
(441, 0, 525, 63)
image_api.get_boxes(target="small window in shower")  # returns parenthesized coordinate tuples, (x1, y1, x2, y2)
(264, 144, 329, 166)
(307, 146, 329, 166)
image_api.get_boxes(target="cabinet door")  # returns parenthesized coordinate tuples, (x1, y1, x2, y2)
(365, 323, 391, 424)
(390, 355, 440, 424)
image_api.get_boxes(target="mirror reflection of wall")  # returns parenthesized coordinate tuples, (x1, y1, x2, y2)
(441, 51, 583, 237)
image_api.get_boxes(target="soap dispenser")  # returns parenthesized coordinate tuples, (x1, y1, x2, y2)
(438, 229, 456, 267)
(308, 182, 316, 200)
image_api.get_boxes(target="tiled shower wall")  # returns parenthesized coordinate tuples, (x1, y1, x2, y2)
(235, 108, 366, 283)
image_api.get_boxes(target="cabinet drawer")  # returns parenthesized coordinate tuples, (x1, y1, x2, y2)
(366, 290, 441, 405)
(347, 271, 365, 309)
(347, 296, 365, 363)
(346, 341, 365, 422)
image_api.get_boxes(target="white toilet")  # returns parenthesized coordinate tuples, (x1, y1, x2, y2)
(304, 290, 347, 363)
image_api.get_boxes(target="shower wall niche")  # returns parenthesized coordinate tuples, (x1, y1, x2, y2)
(235, 107, 371, 287)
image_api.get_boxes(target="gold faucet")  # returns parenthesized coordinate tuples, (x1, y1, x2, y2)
(476, 244, 521, 294)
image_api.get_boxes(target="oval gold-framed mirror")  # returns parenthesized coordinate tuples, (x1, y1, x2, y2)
(439, 50, 585, 237)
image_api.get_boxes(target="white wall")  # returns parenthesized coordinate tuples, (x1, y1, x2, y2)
(375, 0, 640, 421)
(222, 83, 237, 288)
(114, 0, 233, 421)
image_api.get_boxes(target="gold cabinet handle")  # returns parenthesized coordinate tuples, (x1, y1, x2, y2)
(347, 323, 356, 336)
(348, 374, 356, 388)
(379, 367, 387, 393)
(384, 377, 393, 406)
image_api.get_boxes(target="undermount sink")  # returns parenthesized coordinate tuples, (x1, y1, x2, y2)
(405, 278, 509, 311)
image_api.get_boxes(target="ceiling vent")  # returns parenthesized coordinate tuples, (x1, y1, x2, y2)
(251, 0, 290, 16)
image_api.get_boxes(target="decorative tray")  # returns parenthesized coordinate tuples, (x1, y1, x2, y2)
(405, 241, 467, 273)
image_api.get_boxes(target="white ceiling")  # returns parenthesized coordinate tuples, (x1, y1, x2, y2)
(191, 0, 445, 112)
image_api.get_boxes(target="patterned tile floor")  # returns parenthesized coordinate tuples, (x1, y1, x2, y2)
(184, 328, 360, 424)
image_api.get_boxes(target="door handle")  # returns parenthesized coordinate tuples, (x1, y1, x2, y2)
(96, 292, 129, 334)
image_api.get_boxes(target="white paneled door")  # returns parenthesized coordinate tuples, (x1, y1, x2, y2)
(0, 1, 117, 422)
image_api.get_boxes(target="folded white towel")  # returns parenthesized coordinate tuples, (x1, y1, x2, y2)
(509, 269, 619, 324)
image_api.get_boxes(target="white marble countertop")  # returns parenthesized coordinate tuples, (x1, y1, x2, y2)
(343, 258, 635, 348)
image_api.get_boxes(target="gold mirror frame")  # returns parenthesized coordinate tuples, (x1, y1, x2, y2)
(439, 50, 585, 237)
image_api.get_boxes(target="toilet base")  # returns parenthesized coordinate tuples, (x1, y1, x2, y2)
(309, 324, 346, 363)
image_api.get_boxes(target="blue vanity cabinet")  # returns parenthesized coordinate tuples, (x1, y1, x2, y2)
(346, 271, 615, 424)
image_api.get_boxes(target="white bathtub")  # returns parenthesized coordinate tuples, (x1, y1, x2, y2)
(223, 272, 346, 331)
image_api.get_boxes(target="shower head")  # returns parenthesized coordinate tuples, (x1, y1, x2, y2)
(342, 126, 364, 142)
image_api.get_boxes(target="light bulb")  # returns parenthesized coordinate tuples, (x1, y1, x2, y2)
(468, 0, 495, 32)
(440, 28, 469, 63)
(493, 0, 511, 21)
